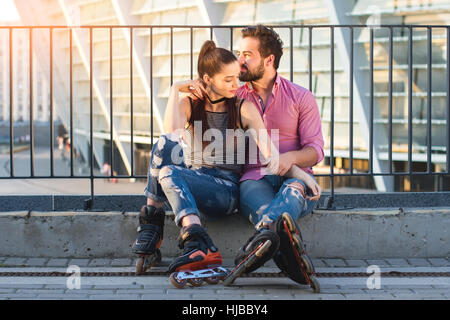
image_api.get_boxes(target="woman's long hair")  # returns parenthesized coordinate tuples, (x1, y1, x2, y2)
(187, 41, 239, 142)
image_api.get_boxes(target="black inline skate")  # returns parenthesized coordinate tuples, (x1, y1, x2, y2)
(132, 205, 165, 275)
(273, 213, 320, 293)
(223, 227, 280, 286)
(169, 224, 227, 289)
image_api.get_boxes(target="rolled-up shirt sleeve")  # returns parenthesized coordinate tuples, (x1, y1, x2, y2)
(297, 90, 324, 165)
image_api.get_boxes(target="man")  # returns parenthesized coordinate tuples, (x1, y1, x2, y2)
(233, 25, 324, 285)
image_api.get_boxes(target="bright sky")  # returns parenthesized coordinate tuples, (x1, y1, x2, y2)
(0, 0, 20, 22)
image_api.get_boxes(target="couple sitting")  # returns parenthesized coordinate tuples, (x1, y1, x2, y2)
(132, 25, 324, 285)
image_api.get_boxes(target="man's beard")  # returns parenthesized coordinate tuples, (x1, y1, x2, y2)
(239, 60, 265, 82)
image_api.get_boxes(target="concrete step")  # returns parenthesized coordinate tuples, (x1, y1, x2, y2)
(0, 207, 449, 260)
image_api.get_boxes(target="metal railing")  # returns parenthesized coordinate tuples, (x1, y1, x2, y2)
(0, 24, 449, 210)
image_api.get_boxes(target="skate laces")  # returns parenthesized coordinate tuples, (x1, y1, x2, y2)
(136, 224, 161, 250)
(178, 225, 217, 253)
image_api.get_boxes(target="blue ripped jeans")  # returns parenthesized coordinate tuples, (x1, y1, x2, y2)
(239, 174, 318, 230)
(144, 134, 239, 227)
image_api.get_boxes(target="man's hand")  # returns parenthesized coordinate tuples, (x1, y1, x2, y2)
(267, 152, 295, 176)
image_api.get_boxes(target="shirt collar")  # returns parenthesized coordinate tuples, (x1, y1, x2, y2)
(246, 73, 281, 94)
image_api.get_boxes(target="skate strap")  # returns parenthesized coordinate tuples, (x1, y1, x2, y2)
(178, 225, 217, 252)
(137, 224, 161, 233)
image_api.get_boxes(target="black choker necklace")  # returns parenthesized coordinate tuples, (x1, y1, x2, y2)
(208, 96, 227, 104)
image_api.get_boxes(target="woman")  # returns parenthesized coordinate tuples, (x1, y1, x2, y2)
(132, 40, 321, 275)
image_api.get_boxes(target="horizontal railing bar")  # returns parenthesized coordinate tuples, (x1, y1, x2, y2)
(0, 172, 448, 180)
(0, 24, 450, 29)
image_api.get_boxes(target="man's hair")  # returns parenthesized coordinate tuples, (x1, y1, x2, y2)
(241, 25, 284, 70)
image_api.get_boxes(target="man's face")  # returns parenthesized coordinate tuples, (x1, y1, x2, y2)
(237, 37, 265, 82)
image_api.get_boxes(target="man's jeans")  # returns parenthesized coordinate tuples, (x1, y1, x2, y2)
(239, 174, 318, 229)
(144, 134, 239, 227)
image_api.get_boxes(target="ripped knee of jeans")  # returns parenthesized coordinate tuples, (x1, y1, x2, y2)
(286, 181, 306, 198)
(156, 135, 167, 150)
(158, 165, 174, 183)
(152, 153, 163, 167)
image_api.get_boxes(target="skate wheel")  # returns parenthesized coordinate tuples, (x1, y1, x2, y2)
(283, 213, 304, 241)
(135, 257, 146, 276)
(282, 213, 296, 232)
(300, 254, 314, 275)
(188, 278, 204, 287)
(309, 275, 320, 293)
(255, 240, 272, 257)
(169, 272, 187, 289)
(292, 233, 305, 253)
(148, 249, 162, 268)
(205, 277, 220, 285)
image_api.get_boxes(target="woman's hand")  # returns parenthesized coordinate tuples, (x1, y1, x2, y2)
(303, 175, 322, 201)
(174, 79, 208, 100)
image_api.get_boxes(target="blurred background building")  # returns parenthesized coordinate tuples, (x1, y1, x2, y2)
(1, 0, 449, 192)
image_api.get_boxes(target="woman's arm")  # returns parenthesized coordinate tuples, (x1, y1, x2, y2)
(162, 84, 190, 134)
(240, 100, 321, 201)
(163, 79, 208, 134)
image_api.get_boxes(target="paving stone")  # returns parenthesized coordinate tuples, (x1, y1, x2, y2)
(323, 259, 347, 267)
(407, 258, 432, 267)
(431, 285, 450, 289)
(93, 284, 143, 290)
(111, 259, 132, 267)
(0, 289, 15, 293)
(410, 289, 450, 295)
(344, 260, 368, 267)
(365, 259, 390, 267)
(292, 293, 322, 300)
(24, 258, 49, 267)
(0, 284, 44, 289)
(165, 294, 194, 300)
(142, 294, 172, 300)
(47, 258, 69, 267)
(68, 259, 91, 267)
(311, 259, 326, 267)
(16, 289, 65, 294)
(88, 294, 140, 300)
(382, 285, 433, 289)
(427, 258, 449, 267)
(385, 258, 411, 267)
(0, 294, 38, 298)
(3, 258, 27, 266)
(191, 294, 221, 300)
(391, 295, 443, 300)
(65, 289, 115, 294)
(116, 289, 166, 295)
(316, 294, 346, 300)
(239, 294, 275, 300)
(88, 259, 112, 267)
(342, 294, 373, 300)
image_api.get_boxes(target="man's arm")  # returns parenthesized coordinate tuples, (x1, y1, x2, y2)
(281, 146, 319, 169)
(284, 90, 324, 170)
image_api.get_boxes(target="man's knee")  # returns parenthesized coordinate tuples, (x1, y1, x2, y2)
(283, 178, 307, 199)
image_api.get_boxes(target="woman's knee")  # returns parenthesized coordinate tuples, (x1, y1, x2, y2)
(150, 135, 183, 168)
(158, 165, 178, 183)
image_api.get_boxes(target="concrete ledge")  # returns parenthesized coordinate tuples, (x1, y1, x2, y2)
(1, 192, 450, 211)
(0, 208, 448, 259)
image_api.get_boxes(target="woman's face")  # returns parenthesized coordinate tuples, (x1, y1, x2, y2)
(206, 60, 240, 99)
